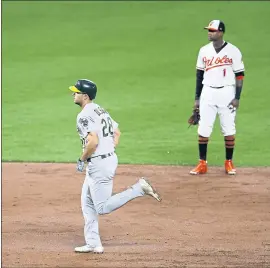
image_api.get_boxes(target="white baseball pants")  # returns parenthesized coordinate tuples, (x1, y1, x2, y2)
(198, 85, 237, 138)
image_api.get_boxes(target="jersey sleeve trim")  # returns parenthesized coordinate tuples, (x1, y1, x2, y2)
(233, 68, 245, 73)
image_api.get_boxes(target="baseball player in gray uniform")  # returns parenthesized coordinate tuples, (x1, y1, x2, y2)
(69, 79, 161, 254)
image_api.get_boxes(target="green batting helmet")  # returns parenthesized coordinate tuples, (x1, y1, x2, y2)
(69, 79, 97, 100)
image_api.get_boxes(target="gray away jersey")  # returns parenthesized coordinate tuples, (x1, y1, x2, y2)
(76, 102, 118, 157)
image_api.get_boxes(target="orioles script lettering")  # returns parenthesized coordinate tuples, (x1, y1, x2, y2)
(203, 55, 233, 71)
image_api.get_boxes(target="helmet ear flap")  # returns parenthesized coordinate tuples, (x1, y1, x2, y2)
(90, 88, 97, 100)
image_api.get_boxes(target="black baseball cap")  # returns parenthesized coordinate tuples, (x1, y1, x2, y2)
(204, 20, 225, 32)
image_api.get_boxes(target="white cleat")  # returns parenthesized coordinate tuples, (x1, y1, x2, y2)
(74, 245, 104, 254)
(139, 178, 161, 202)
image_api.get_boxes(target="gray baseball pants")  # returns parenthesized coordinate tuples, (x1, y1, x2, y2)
(81, 153, 145, 247)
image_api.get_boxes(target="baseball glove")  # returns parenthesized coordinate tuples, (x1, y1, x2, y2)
(188, 108, 200, 127)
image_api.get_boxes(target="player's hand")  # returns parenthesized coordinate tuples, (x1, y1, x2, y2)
(76, 159, 85, 172)
(194, 100, 200, 109)
(228, 99, 239, 113)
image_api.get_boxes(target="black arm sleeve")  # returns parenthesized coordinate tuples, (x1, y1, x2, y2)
(195, 69, 204, 100)
(235, 79, 244, 100)
(235, 71, 245, 100)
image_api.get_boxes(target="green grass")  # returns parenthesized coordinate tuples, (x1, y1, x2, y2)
(2, 1, 270, 166)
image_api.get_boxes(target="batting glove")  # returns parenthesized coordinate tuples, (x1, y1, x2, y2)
(76, 159, 85, 172)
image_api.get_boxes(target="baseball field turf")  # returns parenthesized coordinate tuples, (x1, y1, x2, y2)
(2, 1, 270, 166)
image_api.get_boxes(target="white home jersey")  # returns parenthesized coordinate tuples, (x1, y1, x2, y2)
(76, 103, 118, 157)
(196, 42, 244, 87)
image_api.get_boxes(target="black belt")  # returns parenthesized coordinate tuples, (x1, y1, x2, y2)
(210, 86, 224, 89)
(87, 152, 114, 162)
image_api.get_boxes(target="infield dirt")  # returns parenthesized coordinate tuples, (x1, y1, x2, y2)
(2, 163, 270, 267)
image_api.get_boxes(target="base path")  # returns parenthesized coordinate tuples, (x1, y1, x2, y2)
(2, 163, 270, 267)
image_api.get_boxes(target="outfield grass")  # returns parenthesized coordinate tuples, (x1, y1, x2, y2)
(2, 1, 270, 166)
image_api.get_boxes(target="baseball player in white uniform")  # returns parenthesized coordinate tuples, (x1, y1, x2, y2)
(69, 79, 161, 254)
(189, 20, 245, 175)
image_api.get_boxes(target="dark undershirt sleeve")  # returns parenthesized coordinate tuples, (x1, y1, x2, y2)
(195, 69, 204, 100)
(235, 71, 245, 100)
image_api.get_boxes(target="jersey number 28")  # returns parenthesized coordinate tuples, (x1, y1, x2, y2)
(101, 117, 114, 137)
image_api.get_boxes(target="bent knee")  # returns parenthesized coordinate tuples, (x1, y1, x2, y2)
(96, 208, 105, 215)
(95, 203, 114, 215)
(95, 204, 109, 215)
